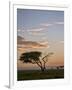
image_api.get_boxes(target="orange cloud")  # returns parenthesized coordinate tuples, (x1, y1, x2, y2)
(17, 36, 49, 52)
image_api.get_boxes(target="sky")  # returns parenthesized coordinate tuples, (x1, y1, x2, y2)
(17, 9, 64, 70)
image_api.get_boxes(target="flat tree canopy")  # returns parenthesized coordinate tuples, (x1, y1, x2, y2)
(19, 51, 53, 71)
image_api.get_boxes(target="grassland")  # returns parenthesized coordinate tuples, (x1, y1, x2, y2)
(17, 69, 64, 81)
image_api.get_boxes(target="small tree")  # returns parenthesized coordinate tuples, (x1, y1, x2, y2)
(19, 51, 53, 72)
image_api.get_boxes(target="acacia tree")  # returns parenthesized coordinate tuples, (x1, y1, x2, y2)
(19, 51, 53, 72)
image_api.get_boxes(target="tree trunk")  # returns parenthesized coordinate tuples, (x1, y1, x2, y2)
(41, 67, 46, 72)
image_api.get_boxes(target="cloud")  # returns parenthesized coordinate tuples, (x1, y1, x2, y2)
(27, 23, 52, 33)
(26, 24, 51, 36)
(17, 36, 24, 41)
(27, 22, 64, 35)
(40, 22, 64, 27)
(17, 35, 49, 52)
(55, 22, 64, 25)
(28, 31, 45, 36)
(18, 40, 49, 48)
(17, 21, 64, 36)
(39, 41, 48, 45)
(40, 23, 53, 27)
(16, 27, 44, 36)
(27, 27, 46, 36)
(17, 36, 25, 44)
(27, 28, 44, 32)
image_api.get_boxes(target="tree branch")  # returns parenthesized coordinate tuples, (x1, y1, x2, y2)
(35, 61, 42, 68)
(42, 53, 53, 63)
(38, 60, 42, 67)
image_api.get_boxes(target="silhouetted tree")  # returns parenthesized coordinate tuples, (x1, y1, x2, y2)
(19, 51, 53, 72)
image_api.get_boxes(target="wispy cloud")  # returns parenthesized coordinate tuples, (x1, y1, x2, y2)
(17, 36, 24, 41)
(27, 23, 52, 33)
(39, 41, 48, 45)
(17, 21, 64, 36)
(40, 22, 64, 27)
(28, 31, 45, 36)
(27, 27, 45, 36)
(55, 21, 64, 25)
(27, 21, 64, 32)
(40, 23, 53, 27)
(27, 28, 44, 32)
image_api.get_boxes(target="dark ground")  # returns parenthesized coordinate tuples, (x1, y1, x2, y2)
(17, 69, 64, 81)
